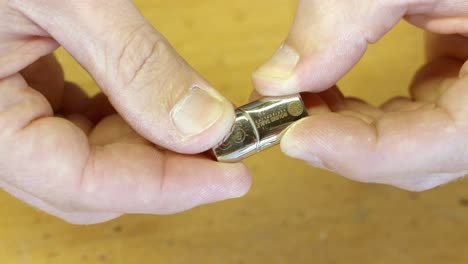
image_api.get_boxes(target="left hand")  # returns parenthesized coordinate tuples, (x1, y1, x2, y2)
(0, 0, 251, 224)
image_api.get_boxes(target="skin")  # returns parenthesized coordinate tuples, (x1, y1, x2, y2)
(1, 0, 467, 224)
(253, 0, 468, 191)
(0, 0, 251, 224)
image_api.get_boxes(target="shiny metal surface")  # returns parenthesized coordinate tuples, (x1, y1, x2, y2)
(212, 94, 308, 162)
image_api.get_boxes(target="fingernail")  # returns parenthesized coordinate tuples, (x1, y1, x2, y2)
(253, 43, 299, 80)
(171, 86, 224, 136)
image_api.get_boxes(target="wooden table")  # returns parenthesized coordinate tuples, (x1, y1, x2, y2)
(2, 0, 468, 263)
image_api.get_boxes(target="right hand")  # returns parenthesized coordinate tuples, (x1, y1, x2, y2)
(0, 0, 251, 224)
(253, 0, 468, 191)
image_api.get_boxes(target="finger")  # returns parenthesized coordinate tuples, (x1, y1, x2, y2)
(20, 57, 112, 122)
(281, 64, 468, 191)
(10, 0, 235, 154)
(19, 54, 64, 111)
(335, 110, 375, 125)
(316, 87, 383, 121)
(59, 83, 112, 134)
(66, 114, 93, 135)
(410, 56, 461, 102)
(409, 34, 468, 103)
(281, 108, 467, 191)
(78, 147, 251, 214)
(406, 7, 468, 36)
(252, 0, 468, 96)
(391, 34, 467, 114)
(0, 180, 121, 225)
(252, 0, 406, 95)
(425, 33, 468, 61)
(341, 97, 383, 120)
(439, 63, 468, 123)
(0, 74, 251, 223)
(316, 87, 345, 111)
(0, 0, 58, 79)
(300, 93, 331, 115)
(380, 97, 427, 112)
(281, 66, 468, 191)
(89, 114, 152, 146)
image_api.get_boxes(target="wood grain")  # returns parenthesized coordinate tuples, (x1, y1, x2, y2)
(1, 0, 468, 263)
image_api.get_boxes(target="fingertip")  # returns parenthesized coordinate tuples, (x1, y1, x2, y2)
(253, 0, 379, 97)
(252, 46, 363, 96)
(280, 117, 312, 160)
(280, 113, 376, 174)
(216, 162, 252, 199)
(252, 72, 302, 96)
(252, 43, 303, 96)
(280, 118, 335, 171)
(152, 154, 252, 214)
(57, 212, 123, 225)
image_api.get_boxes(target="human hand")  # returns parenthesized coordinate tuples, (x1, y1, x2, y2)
(253, 0, 468, 191)
(0, 0, 251, 224)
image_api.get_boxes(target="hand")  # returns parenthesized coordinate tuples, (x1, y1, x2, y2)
(253, 0, 468, 191)
(0, 0, 251, 224)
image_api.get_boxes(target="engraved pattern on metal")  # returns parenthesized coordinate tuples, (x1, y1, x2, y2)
(212, 94, 308, 162)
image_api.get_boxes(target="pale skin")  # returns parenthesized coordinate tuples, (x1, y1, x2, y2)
(252, 0, 468, 192)
(0, 0, 467, 224)
(0, 0, 251, 224)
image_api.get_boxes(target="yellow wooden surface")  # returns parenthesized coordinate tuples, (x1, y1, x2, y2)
(2, 0, 468, 263)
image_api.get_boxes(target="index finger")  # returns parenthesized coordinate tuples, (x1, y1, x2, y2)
(9, 0, 236, 154)
(253, 0, 468, 96)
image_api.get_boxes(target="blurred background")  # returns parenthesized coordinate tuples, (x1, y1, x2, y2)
(2, 0, 468, 263)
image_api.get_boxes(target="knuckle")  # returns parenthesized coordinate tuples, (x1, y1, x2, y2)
(0, 89, 51, 136)
(111, 23, 174, 88)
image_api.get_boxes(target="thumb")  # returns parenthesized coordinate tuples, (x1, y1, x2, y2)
(252, 0, 446, 95)
(10, 0, 234, 154)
